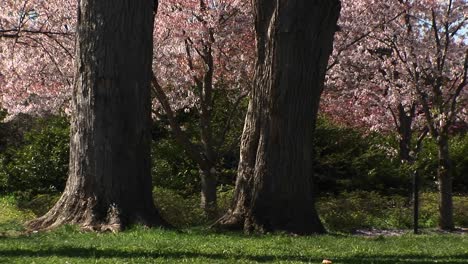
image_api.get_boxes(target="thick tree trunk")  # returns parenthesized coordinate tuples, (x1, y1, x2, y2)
(437, 135, 454, 230)
(28, 0, 165, 232)
(218, 0, 340, 235)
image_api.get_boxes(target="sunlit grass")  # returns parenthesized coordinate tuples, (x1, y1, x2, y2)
(0, 226, 467, 263)
(1, 196, 467, 263)
(0, 196, 35, 236)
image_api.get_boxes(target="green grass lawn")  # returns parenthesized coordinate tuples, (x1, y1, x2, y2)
(0, 225, 467, 263)
(1, 197, 467, 264)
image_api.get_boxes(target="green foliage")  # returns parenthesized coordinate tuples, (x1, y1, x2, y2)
(313, 117, 411, 195)
(151, 139, 200, 195)
(454, 195, 468, 227)
(450, 135, 468, 193)
(16, 193, 59, 216)
(153, 187, 206, 227)
(0, 112, 465, 234)
(416, 135, 468, 193)
(317, 191, 468, 232)
(317, 191, 411, 232)
(151, 90, 246, 194)
(216, 184, 235, 213)
(313, 117, 468, 195)
(209, 89, 246, 183)
(417, 193, 468, 228)
(0, 116, 69, 196)
(153, 186, 234, 227)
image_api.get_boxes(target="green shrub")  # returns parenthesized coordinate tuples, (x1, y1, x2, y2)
(151, 139, 200, 195)
(418, 192, 439, 227)
(313, 117, 411, 195)
(448, 135, 468, 193)
(416, 135, 468, 193)
(317, 191, 411, 232)
(317, 191, 468, 232)
(153, 186, 234, 227)
(453, 195, 468, 227)
(418, 192, 468, 228)
(217, 184, 235, 213)
(153, 187, 206, 227)
(151, 89, 245, 196)
(0, 116, 69, 195)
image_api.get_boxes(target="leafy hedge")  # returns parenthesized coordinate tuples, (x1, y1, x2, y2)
(317, 191, 468, 232)
(0, 114, 466, 202)
(0, 116, 69, 196)
(5, 190, 466, 231)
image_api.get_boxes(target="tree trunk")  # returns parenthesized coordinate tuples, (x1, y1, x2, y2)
(437, 135, 454, 230)
(199, 39, 218, 218)
(28, 0, 165, 232)
(200, 168, 218, 218)
(217, 0, 341, 235)
(153, 77, 218, 218)
(397, 104, 413, 162)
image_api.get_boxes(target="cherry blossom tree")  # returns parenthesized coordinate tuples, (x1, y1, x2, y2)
(151, 0, 254, 217)
(325, 0, 467, 230)
(0, 0, 75, 116)
(1, 0, 255, 218)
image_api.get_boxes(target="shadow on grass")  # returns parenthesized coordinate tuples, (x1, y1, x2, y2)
(1, 247, 467, 263)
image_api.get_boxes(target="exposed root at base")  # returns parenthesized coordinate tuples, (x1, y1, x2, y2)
(210, 211, 244, 231)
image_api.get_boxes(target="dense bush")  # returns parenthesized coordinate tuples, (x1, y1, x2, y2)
(313, 117, 412, 195)
(317, 191, 468, 232)
(313, 117, 468, 195)
(1, 113, 466, 198)
(317, 191, 411, 232)
(153, 186, 234, 227)
(417, 135, 468, 193)
(0, 113, 466, 230)
(14, 189, 465, 230)
(0, 116, 69, 196)
(153, 187, 206, 227)
(151, 139, 200, 195)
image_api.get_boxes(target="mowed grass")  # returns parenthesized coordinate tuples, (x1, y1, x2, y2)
(1, 226, 467, 263)
(1, 198, 467, 264)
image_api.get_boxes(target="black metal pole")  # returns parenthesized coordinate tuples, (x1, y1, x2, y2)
(413, 170, 419, 234)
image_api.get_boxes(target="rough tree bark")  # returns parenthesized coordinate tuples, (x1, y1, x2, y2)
(437, 134, 454, 230)
(28, 0, 165, 231)
(394, 104, 414, 162)
(217, 0, 341, 234)
(198, 40, 218, 217)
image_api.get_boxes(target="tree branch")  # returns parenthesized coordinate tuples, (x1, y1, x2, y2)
(151, 73, 210, 169)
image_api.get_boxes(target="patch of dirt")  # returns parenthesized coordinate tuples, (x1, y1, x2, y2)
(432, 227, 468, 235)
(354, 228, 467, 237)
(354, 228, 408, 237)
